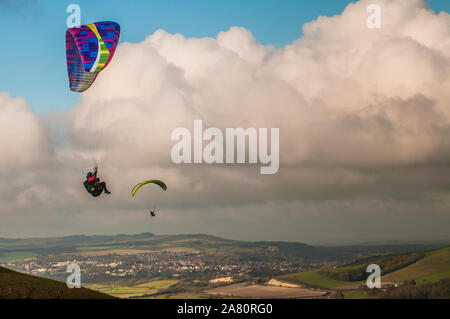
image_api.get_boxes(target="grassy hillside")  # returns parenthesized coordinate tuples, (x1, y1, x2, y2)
(383, 247, 450, 284)
(0, 266, 114, 299)
(279, 270, 353, 288)
(280, 247, 450, 289)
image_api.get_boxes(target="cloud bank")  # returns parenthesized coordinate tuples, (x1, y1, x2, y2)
(1, 0, 450, 244)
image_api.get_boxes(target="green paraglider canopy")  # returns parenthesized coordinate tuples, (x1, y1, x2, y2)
(131, 180, 167, 196)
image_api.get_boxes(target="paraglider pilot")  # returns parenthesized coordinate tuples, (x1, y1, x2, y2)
(84, 167, 111, 197)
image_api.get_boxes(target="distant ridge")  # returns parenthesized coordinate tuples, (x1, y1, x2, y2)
(0, 233, 446, 263)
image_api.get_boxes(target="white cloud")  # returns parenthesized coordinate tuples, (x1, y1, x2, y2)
(0, 92, 52, 169)
(1, 0, 450, 243)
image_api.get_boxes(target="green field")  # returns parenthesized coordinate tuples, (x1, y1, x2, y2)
(0, 251, 38, 263)
(279, 270, 353, 288)
(383, 247, 450, 284)
(87, 279, 179, 298)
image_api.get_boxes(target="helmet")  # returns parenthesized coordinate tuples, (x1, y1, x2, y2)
(86, 172, 93, 179)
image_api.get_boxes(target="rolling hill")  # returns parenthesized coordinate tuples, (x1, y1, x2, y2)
(383, 247, 450, 284)
(0, 233, 445, 264)
(279, 246, 450, 289)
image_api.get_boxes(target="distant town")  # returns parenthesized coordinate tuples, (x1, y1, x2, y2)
(2, 250, 302, 283)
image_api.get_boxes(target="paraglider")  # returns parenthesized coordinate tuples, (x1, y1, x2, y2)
(66, 21, 120, 196)
(66, 21, 120, 92)
(131, 180, 167, 196)
(84, 167, 111, 197)
(131, 180, 167, 215)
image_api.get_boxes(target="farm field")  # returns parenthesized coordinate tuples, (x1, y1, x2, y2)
(279, 270, 353, 288)
(87, 279, 179, 298)
(143, 292, 208, 299)
(342, 290, 372, 299)
(0, 252, 37, 263)
(205, 282, 327, 298)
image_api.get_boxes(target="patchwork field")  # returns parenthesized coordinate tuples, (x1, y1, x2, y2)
(205, 282, 327, 298)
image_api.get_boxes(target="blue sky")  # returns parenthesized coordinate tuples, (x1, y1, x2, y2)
(0, 0, 449, 113)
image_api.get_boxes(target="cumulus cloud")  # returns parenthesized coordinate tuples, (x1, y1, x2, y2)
(1, 0, 450, 243)
(0, 92, 52, 169)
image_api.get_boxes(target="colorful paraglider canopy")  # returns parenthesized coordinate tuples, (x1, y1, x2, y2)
(131, 180, 167, 196)
(66, 21, 120, 92)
